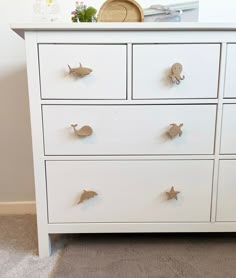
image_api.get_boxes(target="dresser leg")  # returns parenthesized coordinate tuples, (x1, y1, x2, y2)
(38, 233, 52, 257)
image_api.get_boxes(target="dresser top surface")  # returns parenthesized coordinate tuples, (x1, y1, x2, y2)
(11, 22, 236, 39)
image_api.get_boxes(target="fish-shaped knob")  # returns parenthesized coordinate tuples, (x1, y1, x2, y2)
(68, 63, 92, 77)
(78, 190, 98, 204)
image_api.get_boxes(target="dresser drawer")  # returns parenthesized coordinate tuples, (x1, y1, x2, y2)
(39, 44, 127, 100)
(133, 44, 220, 99)
(224, 44, 236, 98)
(46, 160, 213, 223)
(42, 105, 216, 155)
(216, 160, 236, 221)
(220, 104, 236, 154)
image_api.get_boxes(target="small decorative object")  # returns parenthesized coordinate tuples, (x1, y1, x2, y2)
(167, 123, 183, 138)
(45, 0, 60, 21)
(33, 0, 44, 20)
(169, 63, 185, 85)
(71, 124, 93, 137)
(68, 63, 92, 77)
(144, 5, 182, 22)
(97, 0, 144, 22)
(144, 1, 199, 23)
(78, 190, 98, 204)
(166, 186, 180, 200)
(33, 0, 61, 21)
(71, 1, 97, 22)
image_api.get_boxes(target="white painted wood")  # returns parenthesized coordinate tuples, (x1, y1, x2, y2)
(224, 44, 236, 98)
(133, 44, 220, 99)
(223, 99, 236, 104)
(41, 98, 219, 105)
(43, 105, 216, 155)
(220, 104, 236, 154)
(210, 43, 227, 222)
(0, 202, 36, 215)
(217, 155, 236, 160)
(216, 160, 236, 221)
(48, 222, 236, 234)
(45, 155, 215, 160)
(12, 23, 236, 257)
(127, 44, 132, 101)
(25, 32, 51, 257)
(10, 23, 236, 38)
(39, 44, 127, 100)
(46, 160, 213, 223)
(36, 31, 236, 44)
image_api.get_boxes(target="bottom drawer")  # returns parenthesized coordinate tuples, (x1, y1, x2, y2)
(46, 160, 213, 223)
(216, 160, 236, 221)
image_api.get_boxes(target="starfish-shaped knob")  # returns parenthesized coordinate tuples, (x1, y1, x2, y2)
(166, 186, 180, 200)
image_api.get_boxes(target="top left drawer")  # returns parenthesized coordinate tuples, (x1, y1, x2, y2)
(38, 44, 127, 100)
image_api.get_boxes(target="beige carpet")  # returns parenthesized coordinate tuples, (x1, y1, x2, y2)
(0, 215, 66, 278)
(53, 233, 236, 278)
(1, 215, 236, 278)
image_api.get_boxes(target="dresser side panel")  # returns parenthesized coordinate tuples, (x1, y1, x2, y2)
(25, 31, 51, 257)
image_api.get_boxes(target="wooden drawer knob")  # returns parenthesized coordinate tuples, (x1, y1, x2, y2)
(68, 63, 92, 77)
(78, 190, 98, 204)
(71, 124, 93, 137)
(169, 63, 185, 85)
(166, 186, 180, 200)
(167, 123, 183, 138)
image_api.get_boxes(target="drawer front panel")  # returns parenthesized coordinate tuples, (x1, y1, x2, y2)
(216, 160, 236, 221)
(133, 44, 220, 99)
(224, 44, 236, 98)
(46, 160, 213, 223)
(43, 105, 216, 155)
(39, 44, 127, 99)
(220, 104, 236, 154)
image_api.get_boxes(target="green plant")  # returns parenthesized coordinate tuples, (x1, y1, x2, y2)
(71, 1, 97, 22)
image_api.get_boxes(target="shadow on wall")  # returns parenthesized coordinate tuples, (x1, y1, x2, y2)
(0, 64, 35, 201)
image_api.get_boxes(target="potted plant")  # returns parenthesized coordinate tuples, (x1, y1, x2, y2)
(71, 1, 97, 22)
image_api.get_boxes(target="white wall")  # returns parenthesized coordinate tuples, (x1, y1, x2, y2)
(0, 0, 236, 203)
(0, 1, 34, 202)
(200, 0, 236, 22)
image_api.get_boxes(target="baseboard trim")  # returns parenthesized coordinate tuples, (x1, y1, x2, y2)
(0, 201, 36, 215)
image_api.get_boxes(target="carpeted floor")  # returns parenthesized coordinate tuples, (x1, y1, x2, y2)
(0, 215, 65, 278)
(1, 215, 236, 278)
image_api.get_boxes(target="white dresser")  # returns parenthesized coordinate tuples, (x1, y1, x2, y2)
(11, 23, 236, 257)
